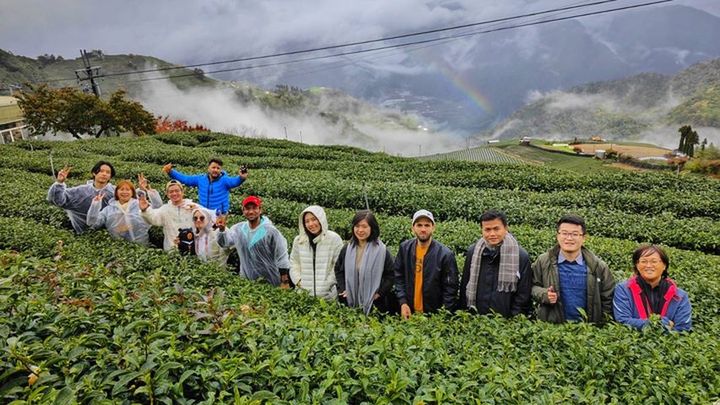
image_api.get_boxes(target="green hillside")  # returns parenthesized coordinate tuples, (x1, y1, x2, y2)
(1, 133, 719, 403)
(0, 49, 425, 148)
(668, 85, 720, 127)
(487, 59, 720, 140)
(0, 49, 214, 96)
(420, 145, 526, 165)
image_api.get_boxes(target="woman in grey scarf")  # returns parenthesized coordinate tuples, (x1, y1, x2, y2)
(335, 210, 397, 315)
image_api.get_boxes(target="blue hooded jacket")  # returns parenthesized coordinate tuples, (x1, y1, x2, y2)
(169, 169, 244, 214)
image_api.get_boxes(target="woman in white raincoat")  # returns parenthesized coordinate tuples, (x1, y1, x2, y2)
(87, 174, 162, 246)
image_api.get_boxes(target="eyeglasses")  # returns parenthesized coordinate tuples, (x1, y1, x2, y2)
(638, 259, 662, 266)
(193, 216, 205, 221)
(558, 231, 584, 239)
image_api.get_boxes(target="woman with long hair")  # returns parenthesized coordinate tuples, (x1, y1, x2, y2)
(335, 210, 397, 315)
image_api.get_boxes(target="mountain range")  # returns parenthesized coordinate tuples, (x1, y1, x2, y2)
(247, 4, 720, 135)
(485, 57, 720, 147)
(3, 3, 720, 152)
(0, 49, 446, 153)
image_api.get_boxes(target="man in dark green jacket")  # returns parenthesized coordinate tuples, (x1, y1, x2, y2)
(532, 214, 615, 324)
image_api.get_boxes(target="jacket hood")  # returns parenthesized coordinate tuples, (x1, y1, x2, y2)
(108, 197, 137, 208)
(192, 206, 216, 235)
(86, 180, 114, 190)
(298, 205, 329, 242)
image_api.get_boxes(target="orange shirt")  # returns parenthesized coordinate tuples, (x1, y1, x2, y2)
(413, 243, 429, 313)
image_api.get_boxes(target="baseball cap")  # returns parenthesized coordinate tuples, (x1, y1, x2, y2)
(242, 195, 262, 207)
(412, 209, 435, 224)
(165, 180, 184, 192)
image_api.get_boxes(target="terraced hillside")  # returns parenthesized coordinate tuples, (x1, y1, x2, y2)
(0, 132, 718, 403)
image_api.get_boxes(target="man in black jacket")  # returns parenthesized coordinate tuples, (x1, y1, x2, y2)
(459, 210, 532, 318)
(394, 209, 459, 319)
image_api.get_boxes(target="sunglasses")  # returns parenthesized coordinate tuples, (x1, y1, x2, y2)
(193, 216, 205, 221)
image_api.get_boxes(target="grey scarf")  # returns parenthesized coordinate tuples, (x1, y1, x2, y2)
(345, 240, 385, 315)
(465, 233, 520, 309)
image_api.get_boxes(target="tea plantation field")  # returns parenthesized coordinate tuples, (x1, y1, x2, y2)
(1, 132, 719, 403)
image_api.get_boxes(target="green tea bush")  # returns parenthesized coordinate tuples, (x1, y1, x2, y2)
(1, 133, 719, 403)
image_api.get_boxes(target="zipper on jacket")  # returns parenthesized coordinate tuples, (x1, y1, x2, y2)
(207, 175, 212, 210)
(312, 245, 317, 297)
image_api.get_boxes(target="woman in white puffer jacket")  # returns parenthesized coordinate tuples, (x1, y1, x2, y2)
(289, 205, 343, 300)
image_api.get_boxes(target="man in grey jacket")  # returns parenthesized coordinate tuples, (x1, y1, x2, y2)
(532, 214, 615, 324)
(47, 161, 116, 233)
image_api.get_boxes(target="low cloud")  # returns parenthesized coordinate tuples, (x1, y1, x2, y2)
(136, 76, 462, 155)
(635, 126, 720, 150)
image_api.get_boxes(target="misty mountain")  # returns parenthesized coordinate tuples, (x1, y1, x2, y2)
(485, 58, 720, 145)
(0, 49, 455, 154)
(252, 4, 720, 134)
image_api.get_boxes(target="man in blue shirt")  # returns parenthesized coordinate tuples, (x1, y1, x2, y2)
(162, 158, 247, 214)
(531, 214, 615, 324)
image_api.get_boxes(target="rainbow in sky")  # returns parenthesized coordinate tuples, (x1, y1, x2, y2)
(417, 50, 495, 115)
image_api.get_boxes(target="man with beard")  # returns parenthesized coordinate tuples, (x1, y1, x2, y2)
(163, 158, 247, 214)
(394, 209, 458, 319)
(216, 196, 291, 287)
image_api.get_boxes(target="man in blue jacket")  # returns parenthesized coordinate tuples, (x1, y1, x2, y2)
(162, 158, 247, 214)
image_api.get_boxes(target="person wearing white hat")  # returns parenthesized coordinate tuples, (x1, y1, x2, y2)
(394, 209, 458, 319)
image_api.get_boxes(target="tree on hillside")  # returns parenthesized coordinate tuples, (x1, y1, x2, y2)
(106, 90, 156, 136)
(16, 85, 155, 138)
(678, 125, 699, 157)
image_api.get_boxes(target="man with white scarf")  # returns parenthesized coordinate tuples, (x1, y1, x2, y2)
(459, 210, 532, 318)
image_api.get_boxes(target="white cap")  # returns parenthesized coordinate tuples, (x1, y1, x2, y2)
(412, 209, 435, 224)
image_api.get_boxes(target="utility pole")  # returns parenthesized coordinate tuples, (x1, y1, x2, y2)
(75, 49, 102, 97)
(283, 125, 288, 140)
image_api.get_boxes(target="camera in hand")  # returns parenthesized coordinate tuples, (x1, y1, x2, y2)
(240, 165, 248, 174)
(178, 228, 196, 256)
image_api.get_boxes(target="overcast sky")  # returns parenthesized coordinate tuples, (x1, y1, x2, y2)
(2, 0, 717, 65)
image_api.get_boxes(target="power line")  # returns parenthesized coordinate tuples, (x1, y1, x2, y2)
(126, 0, 673, 84)
(42, 0, 649, 84)
(275, 0, 595, 81)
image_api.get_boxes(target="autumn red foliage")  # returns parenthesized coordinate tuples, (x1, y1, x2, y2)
(154, 116, 209, 133)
